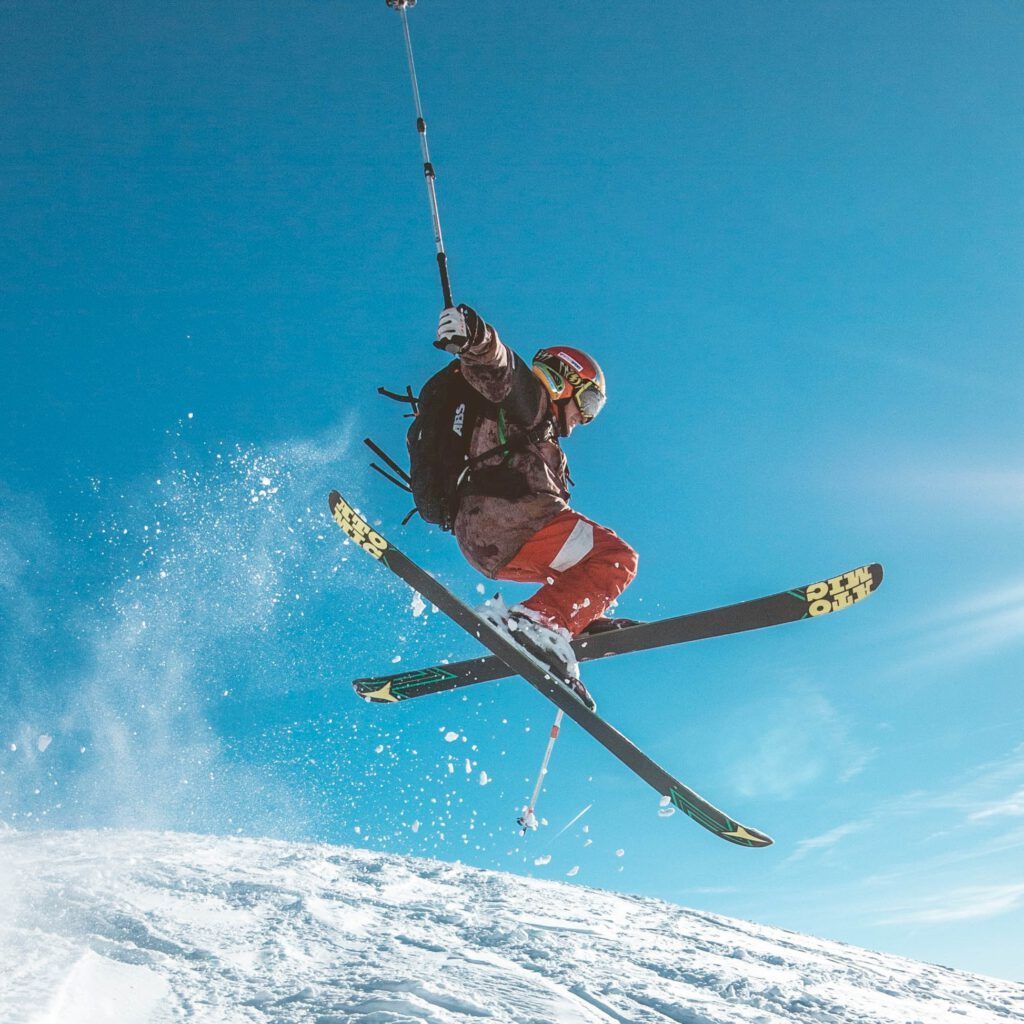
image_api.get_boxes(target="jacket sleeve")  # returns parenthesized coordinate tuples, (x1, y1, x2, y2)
(460, 320, 549, 430)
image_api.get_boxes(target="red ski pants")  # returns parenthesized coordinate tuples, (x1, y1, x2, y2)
(495, 510, 638, 637)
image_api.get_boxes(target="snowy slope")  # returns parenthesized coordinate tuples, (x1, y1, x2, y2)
(1, 830, 1021, 1024)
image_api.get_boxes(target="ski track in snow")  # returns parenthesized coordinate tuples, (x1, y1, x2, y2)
(1, 830, 1022, 1024)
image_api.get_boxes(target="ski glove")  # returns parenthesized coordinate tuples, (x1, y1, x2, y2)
(435, 304, 486, 354)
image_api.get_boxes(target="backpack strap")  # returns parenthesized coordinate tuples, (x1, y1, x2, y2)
(465, 409, 554, 468)
(376, 384, 419, 417)
(454, 409, 556, 494)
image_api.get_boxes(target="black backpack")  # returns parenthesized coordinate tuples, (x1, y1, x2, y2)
(365, 360, 553, 532)
(406, 360, 483, 530)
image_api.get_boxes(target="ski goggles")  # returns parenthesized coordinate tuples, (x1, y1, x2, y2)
(574, 380, 606, 423)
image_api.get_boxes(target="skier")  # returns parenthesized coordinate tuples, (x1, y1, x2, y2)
(435, 304, 638, 709)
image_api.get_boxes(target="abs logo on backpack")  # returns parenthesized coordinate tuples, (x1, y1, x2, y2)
(406, 361, 481, 530)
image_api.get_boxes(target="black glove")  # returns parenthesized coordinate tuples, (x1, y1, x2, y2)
(434, 304, 486, 353)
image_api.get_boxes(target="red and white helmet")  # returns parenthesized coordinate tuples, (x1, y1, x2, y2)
(531, 347, 607, 423)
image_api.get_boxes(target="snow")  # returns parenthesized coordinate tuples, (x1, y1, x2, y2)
(36, 951, 171, 1024)
(2, 831, 1022, 1024)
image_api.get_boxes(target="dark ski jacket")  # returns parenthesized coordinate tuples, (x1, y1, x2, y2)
(454, 319, 570, 577)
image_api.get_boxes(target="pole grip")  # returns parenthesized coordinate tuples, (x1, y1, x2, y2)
(438, 253, 453, 308)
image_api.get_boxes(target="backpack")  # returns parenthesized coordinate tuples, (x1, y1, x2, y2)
(406, 360, 483, 531)
(365, 360, 554, 532)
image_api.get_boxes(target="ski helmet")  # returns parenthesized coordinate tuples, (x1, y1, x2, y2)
(532, 347, 606, 423)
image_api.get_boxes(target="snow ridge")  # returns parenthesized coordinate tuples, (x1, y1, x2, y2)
(1, 829, 1021, 1024)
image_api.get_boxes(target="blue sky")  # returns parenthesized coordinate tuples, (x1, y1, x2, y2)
(2, 0, 1023, 984)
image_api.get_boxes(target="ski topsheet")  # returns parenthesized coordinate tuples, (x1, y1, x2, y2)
(354, 563, 884, 703)
(329, 489, 773, 849)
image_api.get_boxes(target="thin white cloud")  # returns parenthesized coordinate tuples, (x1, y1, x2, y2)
(900, 467, 1024, 514)
(912, 743, 1024, 819)
(854, 348, 1019, 402)
(943, 581, 1024, 623)
(838, 748, 878, 783)
(969, 786, 1024, 821)
(770, 738, 1024, 867)
(883, 578, 1024, 675)
(877, 882, 1024, 926)
(725, 687, 873, 800)
(787, 821, 868, 863)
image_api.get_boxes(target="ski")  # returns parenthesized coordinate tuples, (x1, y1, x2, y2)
(329, 488, 773, 848)
(353, 563, 884, 703)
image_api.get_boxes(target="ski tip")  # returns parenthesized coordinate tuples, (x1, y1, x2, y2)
(801, 562, 884, 618)
(668, 787, 774, 848)
(352, 678, 400, 704)
(327, 489, 391, 561)
(720, 823, 773, 848)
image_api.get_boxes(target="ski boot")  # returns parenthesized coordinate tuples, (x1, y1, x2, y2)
(579, 615, 642, 636)
(475, 593, 511, 634)
(507, 606, 597, 712)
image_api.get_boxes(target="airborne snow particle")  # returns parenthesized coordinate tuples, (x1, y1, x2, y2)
(37, 736, 52, 753)
(534, 854, 551, 866)
(566, 866, 580, 877)
(479, 771, 490, 786)
(615, 849, 625, 857)
(444, 731, 459, 743)
(391, 655, 401, 664)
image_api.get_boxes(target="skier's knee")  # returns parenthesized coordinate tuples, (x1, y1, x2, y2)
(616, 540, 638, 585)
(599, 532, 637, 587)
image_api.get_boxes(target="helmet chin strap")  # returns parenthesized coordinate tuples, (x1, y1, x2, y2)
(555, 398, 572, 437)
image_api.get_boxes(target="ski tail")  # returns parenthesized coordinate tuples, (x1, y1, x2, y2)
(353, 666, 463, 704)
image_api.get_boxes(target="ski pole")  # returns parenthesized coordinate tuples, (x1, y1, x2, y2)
(518, 710, 564, 834)
(386, 0, 454, 308)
